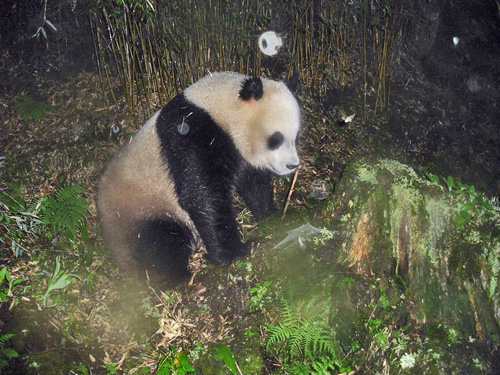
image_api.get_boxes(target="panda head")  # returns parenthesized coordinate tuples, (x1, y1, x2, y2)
(238, 76, 301, 176)
(184, 72, 302, 176)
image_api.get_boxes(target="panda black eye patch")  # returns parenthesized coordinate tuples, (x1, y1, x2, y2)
(267, 131, 284, 150)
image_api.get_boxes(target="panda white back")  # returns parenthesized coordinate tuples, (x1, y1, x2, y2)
(97, 111, 194, 269)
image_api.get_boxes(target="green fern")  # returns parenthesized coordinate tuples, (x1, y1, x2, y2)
(266, 301, 297, 351)
(0, 333, 18, 371)
(15, 95, 56, 123)
(41, 184, 88, 235)
(266, 300, 339, 361)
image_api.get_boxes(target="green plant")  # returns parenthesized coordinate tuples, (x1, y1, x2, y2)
(0, 333, 18, 371)
(0, 194, 44, 257)
(104, 362, 118, 374)
(426, 173, 498, 227)
(248, 280, 272, 313)
(266, 300, 344, 370)
(214, 344, 241, 375)
(72, 362, 90, 374)
(0, 267, 24, 302)
(38, 257, 82, 307)
(312, 228, 335, 246)
(399, 352, 416, 370)
(32, 0, 58, 40)
(40, 183, 89, 238)
(235, 260, 252, 273)
(367, 318, 390, 351)
(156, 345, 194, 375)
(15, 95, 56, 122)
(244, 328, 257, 338)
(140, 296, 161, 318)
(336, 276, 356, 289)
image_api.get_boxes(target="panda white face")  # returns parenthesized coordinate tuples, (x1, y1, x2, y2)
(183, 73, 301, 175)
(261, 129, 300, 176)
(246, 84, 301, 176)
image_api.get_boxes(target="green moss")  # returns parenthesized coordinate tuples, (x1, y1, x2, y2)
(337, 158, 500, 337)
(193, 338, 264, 375)
(379, 159, 422, 182)
(26, 350, 78, 375)
(486, 242, 500, 299)
(356, 165, 378, 185)
(424, 197, 455, 263)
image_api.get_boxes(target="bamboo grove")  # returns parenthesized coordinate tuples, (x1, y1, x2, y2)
(89, 0, 410, 118)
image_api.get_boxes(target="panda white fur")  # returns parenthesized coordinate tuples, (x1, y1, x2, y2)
(97, 72, 301, 283)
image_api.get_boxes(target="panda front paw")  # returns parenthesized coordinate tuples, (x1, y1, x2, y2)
(207, 241, 251, 266)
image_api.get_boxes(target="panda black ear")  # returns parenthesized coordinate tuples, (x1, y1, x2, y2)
(239, 77, 263, 101)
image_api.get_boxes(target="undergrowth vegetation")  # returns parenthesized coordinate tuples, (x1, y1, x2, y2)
(266, 300, 347, 374)
(7, 167, 492, 373)
(0, 333, 18, 372)
(0, 183, 89, 303)
(426, 173, 499, 228)
(15, 95, 56, 123)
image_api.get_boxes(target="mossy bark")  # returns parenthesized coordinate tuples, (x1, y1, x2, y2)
(334, 157, 500, 339)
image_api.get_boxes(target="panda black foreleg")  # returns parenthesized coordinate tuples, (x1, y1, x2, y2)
(236, 165, 276, 221)
(186, 197, 250, 266)
(135, 218, 193, 283)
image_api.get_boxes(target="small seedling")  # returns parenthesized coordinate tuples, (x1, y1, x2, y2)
(38, 257, 81, 306)
(0, 267, 24, 301)
(248, 280, 272, 313)
(156, 345, 194, 375)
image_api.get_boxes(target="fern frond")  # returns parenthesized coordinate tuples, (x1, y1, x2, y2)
(280, 300, 298, 327)
(266, 300, 340, 361)
(266, 323, 291, 352)
(0, 334, 15, 346)
(310, 355, 337, 373)
(0, 348, 18, 358)
(15, 95, 56, 123)
(289, 330, 304, 358)
(314, 332, 337, 358)
(0, 332, 18, 371)
(41, 184, 88, 234)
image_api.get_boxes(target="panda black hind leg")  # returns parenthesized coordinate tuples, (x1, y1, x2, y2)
(135, 218, 194, 285)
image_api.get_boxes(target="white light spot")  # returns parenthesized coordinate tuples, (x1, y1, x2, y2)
(177, 121, 190, 135)
(342, 113, 356, 123)
(258, 31, 283, 56)
(452, 36, 460, 46)
(467, 76, 481, 92)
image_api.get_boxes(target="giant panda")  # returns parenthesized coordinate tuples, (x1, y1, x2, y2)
(97, 72, 301, 283)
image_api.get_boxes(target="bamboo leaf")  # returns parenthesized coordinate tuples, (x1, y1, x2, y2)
(45, 19, 57, 32)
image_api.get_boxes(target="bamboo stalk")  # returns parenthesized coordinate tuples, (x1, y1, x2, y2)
(89, 0, 408, 120)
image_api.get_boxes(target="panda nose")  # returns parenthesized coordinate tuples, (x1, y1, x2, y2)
(286, 163, 299, 170)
